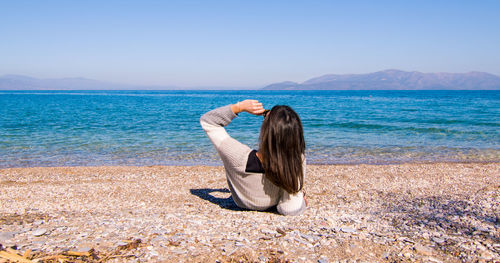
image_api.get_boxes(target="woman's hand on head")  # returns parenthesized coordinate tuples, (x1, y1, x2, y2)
(232, 100, 265, 115)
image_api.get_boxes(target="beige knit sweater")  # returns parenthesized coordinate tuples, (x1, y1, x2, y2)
(200, 105, 306, 216)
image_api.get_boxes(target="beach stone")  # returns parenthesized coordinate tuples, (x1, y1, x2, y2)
(475, 226, 489, 232)
(152, 229, 167, 235)
(78, 232, 88, 238)
(0, 232, 15, 242)
(294, 237, 312, 246)
(260, 228, 277, 235)
(171, 249, 186, 255)
(432, 237, 445, 244)
(78, 246, 92, 252)
(300, 233, 318, 242)
(32, 228, 47, 236)
(340, 227, 356, 233)
(152, 235, 167, 242)
(414, 244, 433, 256)
(477, 247, 494, 260)
(427, 257, 443, 263)
(318, 257, 328, 263)
(115, 241, 128, 246)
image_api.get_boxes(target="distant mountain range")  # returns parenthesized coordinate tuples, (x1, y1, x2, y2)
(0, 75, 184, 90)
(2, 70, 500, 90)
(263, 70, 500, 90)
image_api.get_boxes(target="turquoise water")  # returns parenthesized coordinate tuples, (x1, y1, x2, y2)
(0, 90, 499, 168)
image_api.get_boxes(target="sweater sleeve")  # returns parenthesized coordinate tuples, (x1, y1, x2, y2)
(200, 104, 251, 168)
(200, 105, 237, 149)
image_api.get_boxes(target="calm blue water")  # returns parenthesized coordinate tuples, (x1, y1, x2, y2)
(0, 90, 499, 168)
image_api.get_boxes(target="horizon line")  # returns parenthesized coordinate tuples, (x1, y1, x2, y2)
(2, 69, 500, 89)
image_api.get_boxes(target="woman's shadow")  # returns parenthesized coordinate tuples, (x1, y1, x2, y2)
(189, 188, 243, 211)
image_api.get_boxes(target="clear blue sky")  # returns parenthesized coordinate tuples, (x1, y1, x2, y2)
(1, 0, 499, 87)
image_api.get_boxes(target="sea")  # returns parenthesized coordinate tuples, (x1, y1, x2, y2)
(0, 90, 499, 168)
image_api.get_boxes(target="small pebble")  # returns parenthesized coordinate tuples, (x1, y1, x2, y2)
(115, 241, 128, 246)
(78, 247, 92, 252)
(414, 244, 433, 256)
(0, 232, 15, 241)
(340, 227, 356, 233)
(432, 237, 445, 244)
(32, 228, 47, 237)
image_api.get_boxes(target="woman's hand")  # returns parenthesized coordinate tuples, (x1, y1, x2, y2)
(231, 100, 265, 115)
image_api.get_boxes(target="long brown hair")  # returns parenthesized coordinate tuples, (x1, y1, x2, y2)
(259, 105, 305, 194)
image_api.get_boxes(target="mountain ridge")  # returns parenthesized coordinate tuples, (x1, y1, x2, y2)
(1, 70, 500, 90)
(0, 75, 189, 90)
(0, 75, 255, 90)
(263, 70, 500, 90)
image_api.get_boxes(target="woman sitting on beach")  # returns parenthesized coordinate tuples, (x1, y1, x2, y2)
(200, 100, 306, 215)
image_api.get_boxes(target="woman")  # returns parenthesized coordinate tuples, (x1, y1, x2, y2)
(200, 99, 306, 215)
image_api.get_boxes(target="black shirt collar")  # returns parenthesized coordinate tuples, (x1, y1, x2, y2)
(245, 150, 265, 173)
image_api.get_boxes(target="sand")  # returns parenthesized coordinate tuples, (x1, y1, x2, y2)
(0, 163, 499, 262)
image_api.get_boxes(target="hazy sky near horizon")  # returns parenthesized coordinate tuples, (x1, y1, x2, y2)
(1, 0, 499, 87)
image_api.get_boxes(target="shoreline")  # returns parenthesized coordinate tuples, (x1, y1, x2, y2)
(1, 159, 499, 169)
(1, 163, 499, 262)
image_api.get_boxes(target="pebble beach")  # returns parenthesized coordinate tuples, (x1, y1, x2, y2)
(0, 163, 499, 262)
